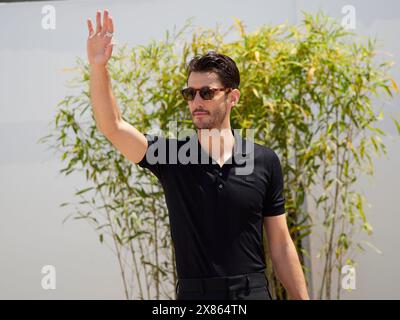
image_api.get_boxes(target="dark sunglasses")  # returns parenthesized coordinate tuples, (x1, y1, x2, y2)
(181, 86, 232, 101)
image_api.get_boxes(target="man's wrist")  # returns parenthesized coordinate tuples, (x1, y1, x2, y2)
(89, 63, 108, 73)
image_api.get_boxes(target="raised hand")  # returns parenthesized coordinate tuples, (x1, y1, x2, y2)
(86, 9, 114, 67)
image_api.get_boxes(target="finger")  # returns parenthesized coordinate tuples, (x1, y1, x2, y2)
(101, 9, 109, 35)
(108, 15, 114, 33)
(87, 18, 94, 36)
(95, 10, 102, 34)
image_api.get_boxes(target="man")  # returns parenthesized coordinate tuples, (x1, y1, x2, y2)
(86, 9, 310, 300)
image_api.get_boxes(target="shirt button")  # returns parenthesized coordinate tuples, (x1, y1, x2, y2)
(219, 172, 223, 176)
(218, 184, 223, 189)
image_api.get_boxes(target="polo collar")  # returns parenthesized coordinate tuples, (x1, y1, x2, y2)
(192, 128, 250, 166)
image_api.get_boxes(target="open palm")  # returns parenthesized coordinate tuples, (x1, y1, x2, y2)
(87, 10, 114, 66)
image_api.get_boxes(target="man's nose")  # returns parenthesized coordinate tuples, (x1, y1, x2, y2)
(193, 90, 204, 104)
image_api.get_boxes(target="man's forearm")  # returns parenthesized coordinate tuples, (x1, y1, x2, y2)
(89, 64, 122, 135)
(270, 241, 310, 300)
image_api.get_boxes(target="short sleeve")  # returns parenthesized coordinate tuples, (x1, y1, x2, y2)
(137, 133, 166, 180)
(262, 149, 286, 217)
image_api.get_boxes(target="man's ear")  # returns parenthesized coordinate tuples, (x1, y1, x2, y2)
(231, 89, 240, 106)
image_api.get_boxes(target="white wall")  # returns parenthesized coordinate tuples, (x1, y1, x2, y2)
(0, 0, 399, 299)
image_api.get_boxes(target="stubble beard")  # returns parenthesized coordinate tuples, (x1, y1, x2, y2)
(192, 104, 229, 131)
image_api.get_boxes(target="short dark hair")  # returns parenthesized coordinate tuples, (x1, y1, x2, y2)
(186, 51, 240, 89)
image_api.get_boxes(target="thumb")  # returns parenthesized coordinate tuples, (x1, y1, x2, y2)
(105, 43, 114, 59)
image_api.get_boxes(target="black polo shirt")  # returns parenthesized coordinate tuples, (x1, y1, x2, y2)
(137, 129, 286, 279)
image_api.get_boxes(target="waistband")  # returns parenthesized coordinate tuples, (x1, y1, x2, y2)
(176, 272, 267, 295)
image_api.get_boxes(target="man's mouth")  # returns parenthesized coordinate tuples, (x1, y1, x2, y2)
(193, 111, 209, 117)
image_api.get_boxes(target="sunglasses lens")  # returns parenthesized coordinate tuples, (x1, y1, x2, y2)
(182, 88, 195, 101)
(200, 87, 214, 100)
(181, 87, 217, 101)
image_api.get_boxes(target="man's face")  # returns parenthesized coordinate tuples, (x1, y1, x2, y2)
(187, 72, 232, 130)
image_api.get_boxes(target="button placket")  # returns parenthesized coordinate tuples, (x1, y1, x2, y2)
(215, 167, 224, 191)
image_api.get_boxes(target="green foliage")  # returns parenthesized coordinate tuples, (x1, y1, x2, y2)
(39, 12, 398, 300)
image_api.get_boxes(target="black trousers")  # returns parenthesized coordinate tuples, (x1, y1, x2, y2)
(176, 272, 273, 300)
